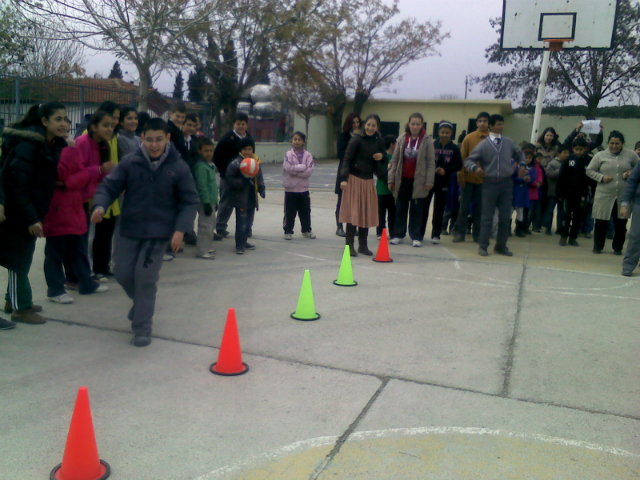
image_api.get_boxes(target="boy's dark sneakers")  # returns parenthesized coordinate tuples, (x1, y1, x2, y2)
(0, 317, 17, 330)
(583, 233, 592, 239)
(494, 246, 513, 256)
(245, 243, 256, 250)
(217, 230, 230, 238)
(131, 335, 151, 347)
(613, 250, 622, 256)
(568, 238, 579, 247)
(452, 235, 464, 243)
(247, 231, 253, 238)
(592, 248, 602, 254)
(478, 247, 488, 257)
(4, 302, 42, 314)
(236, 249, 245, 255)
(213, 232, 224, 241)
(559, 237, 567, 246)
(621, 271, 633, 277)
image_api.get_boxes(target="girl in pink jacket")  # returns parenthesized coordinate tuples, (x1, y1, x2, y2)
(42, 120, 108, 303)
(283, 132, 315, 240)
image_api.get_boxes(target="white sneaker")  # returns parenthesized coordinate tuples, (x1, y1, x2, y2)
(377, 235, 381, 241)
(48, 293, 74, 304)
(284, 234, 293, 240)
(431, 237, 441, 244)
(94, 285, 109, 293)
(163, 254, 174, 261)
(412, 240, 422, 247)
(390, 237, 403, 245)
(302, 231, 316, 239)
(197, 253, 216, 259)
(94, 274, 109, 283)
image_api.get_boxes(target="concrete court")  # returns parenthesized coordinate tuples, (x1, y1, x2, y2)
(1, 185, 639, 479)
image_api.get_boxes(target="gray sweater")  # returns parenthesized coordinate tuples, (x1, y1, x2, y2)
(465, 136, 524, 180)
(117, 130, 142, 161)
(545, 157, 563, 197)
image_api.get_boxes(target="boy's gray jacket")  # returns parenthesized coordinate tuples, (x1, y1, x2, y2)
(93, 143, 199, 239)
(465, 137, 524, 180)
(622, 160, 640, 208)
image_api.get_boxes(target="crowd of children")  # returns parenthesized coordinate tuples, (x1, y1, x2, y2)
(1, 100, 639, 342)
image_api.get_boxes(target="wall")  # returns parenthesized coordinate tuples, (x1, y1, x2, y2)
(505, 113, 639, 146)
(293, 115, 334, 159)
(255, 143, 291, 164)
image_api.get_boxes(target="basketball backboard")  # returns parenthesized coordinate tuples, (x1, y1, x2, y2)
(501, 0, 619, 50)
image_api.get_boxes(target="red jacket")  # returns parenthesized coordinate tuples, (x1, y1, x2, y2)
(43, 146, 90, 237)
(75, 133, 107, 202)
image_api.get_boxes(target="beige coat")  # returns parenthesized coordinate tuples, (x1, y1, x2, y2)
(586, 148, 639, 220)
(388, 132, 435, 200)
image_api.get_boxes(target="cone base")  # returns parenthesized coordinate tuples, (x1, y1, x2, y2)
(333, 280, 357, 286)
(210, 362, 249, 376)
(373, 258, 393, 263)
(51, 459, 110, 480)
(290, 312, 321, 321)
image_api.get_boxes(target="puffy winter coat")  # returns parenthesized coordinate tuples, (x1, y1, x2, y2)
(0, 125, 65, 273)
(43, 146, 90, 237)
(388, 132, 436, 200)
(283, 149, 315, 192)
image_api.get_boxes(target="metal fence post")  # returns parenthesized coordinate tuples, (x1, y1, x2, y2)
(15, 77, 21, 119)
(79, 86, 85, 119)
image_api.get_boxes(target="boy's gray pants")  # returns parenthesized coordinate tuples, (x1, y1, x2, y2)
(622, 211, 640, 274)
(197, 205, 216, 256)
(479, 177, 513, 250)
(114, 236, 169, 336)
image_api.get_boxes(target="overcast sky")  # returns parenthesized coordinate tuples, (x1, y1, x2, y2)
(84, 0, 504, 100)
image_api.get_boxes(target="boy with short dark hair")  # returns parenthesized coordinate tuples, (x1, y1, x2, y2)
(213, 113, 252, 238)
(556, 138, 590, 247)
(543, 144, 571, 235)
(91, 118, 199, 347)
(225, 137, 260, 254)
(167, 101, 188, 160)
(193, 137, 218, 259)
(182, 113, 200, 160)
(377, 135, 396, 239)
(634, 141, 640, 157)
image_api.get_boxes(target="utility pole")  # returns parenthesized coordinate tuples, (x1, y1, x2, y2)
(464, 75, 469, 100)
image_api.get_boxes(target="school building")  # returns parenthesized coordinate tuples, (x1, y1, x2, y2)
(291, 98, 639, 161)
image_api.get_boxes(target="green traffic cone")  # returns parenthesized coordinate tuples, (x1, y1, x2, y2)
(333, 245, 357, 287)
(291, 270, 321, 321)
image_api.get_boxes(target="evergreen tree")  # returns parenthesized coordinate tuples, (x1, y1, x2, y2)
(173, 71, 184, 100)
(187, 67, 210, 102)
(108, 61, 123, 79)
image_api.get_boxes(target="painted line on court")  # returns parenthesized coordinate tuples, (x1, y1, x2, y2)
(193, 426, 639, 479)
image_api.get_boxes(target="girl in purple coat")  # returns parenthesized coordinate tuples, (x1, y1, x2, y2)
(513, 145, 537, 237)
(283, 132, 315, 240)
(42, 120, 108, 303)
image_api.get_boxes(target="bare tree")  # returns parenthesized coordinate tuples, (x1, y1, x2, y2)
(296, 0, 448, 143)
(173, 0, 319, 129)
(274, 64, 327, 139)
(15, 0, 215, 110)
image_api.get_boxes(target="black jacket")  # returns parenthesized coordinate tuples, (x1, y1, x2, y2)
(339, 132, 387, 182)
(556, 154, 590, 200)
(0, 126, 66, 273)
(433, 140, 463, 191)
(93, 143, 199, 239)
(224, 155, 258, 210)
(168, 120, 189, 161)
(213, 130, 253, 177)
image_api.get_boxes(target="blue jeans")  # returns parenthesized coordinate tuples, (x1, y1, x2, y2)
(542, 197, 565, 232)
(234, 207, 250, 251)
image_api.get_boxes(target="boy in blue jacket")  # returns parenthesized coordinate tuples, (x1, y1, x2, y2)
(91, 118, 199, 347)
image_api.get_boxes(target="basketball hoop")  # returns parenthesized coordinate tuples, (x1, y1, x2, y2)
(544, 39, 573, 52)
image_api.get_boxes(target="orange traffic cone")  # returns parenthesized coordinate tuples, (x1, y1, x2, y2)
(210, 308, 249, 376)
(373, 228, 393, 263)
(50, 386, 111, 480)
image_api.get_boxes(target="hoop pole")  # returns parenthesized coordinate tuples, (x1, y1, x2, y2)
(531, 49, 551, 144)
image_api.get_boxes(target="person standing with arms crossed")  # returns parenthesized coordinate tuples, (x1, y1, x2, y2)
(453, 112, 490, 243)
(464, 114, 524, 257)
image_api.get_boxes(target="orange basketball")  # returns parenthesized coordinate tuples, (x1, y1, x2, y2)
(240, 157, 259, 178)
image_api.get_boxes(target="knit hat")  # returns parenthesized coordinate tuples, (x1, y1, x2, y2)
(238, 137, 255, 153)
